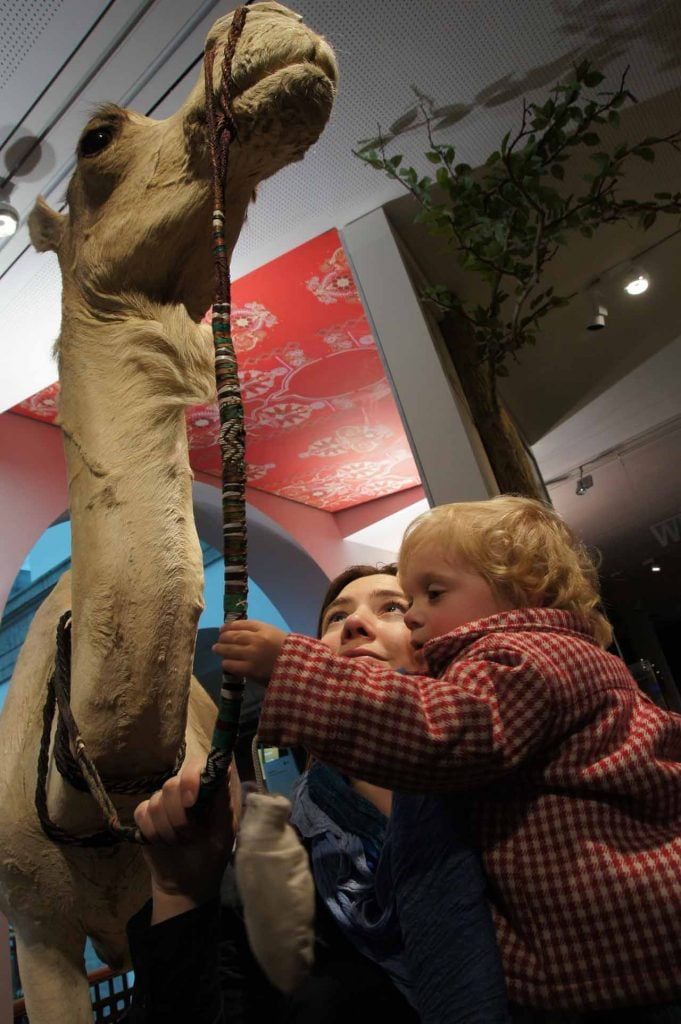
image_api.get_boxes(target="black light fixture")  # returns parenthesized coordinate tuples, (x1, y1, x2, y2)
(576, 467, 593, 496)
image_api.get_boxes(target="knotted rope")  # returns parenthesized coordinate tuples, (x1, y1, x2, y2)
(35, 613, 185, 846)
(197, 4, 250, 802)
(34, 7, 250, 845)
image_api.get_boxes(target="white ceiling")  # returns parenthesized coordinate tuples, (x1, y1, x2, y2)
(3, 0, 681, 413)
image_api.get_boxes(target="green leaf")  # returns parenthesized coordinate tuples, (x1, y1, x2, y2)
(388, 154, 403, 168)
(551, 163, 565, 180)
(635, 146, 656, 162)
(582, 132, 600, 146)
(425, 150, 442, 164)
(580, 226, 593, 238)
(485, 150, 501, 166)
(654, 192, 672, 200)
(583, 71, 605, 87)
(641, 210, 657, 229)
(436, 167, 450, 188)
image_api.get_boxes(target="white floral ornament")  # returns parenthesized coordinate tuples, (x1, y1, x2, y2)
(306, 247, 360, 305)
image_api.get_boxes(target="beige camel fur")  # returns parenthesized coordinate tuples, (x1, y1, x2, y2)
(0, 5, 336, 1021)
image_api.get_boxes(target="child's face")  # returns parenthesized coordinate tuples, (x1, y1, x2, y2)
(401, 549, 513, 651)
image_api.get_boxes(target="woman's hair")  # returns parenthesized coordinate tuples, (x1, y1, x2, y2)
(316, 562, 398, 638)
(398, 495, 613, 648)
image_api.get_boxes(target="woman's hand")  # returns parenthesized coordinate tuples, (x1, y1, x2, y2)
(212, 620, 288, 684)
(134, 759, 236, 924)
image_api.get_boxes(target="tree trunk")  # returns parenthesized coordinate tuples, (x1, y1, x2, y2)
(437, 313, 548, 501)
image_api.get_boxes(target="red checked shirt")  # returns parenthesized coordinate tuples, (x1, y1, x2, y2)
(258, 608, 681, 1011)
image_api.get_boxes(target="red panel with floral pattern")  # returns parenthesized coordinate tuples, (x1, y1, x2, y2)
(10, 229, 421, 512)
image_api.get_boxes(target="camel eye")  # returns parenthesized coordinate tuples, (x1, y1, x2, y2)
(79, 126, 114, 158)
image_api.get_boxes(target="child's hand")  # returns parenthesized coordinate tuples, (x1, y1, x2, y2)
(212, 620, 288, 683)
(134, 759, 236, 923)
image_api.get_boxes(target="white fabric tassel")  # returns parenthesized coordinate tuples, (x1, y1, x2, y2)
(235, 792, 315, 993)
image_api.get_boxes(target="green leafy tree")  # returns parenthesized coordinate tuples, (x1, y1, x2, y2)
(355, 63, 681, 497)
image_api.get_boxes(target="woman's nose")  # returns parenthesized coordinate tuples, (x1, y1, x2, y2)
(340, 610, 374, 640)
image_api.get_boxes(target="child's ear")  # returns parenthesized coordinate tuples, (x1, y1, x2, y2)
(28, 196, 66, 253)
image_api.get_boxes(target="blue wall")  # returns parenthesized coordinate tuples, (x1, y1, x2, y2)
(0, 523, 289, 711)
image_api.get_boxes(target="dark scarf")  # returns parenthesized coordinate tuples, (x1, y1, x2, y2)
(290, 762, 414, 1001)
(291, 763, 511, 1023)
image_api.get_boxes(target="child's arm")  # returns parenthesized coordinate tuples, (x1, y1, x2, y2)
(216, 624, 554, 793)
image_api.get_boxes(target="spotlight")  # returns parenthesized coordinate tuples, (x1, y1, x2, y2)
(0, 199, 19, 238)
(624, 267, 649, 296)
(586, 291, 608, 331)
(650, 561, 661, 573)
(576, 468, 593, 495)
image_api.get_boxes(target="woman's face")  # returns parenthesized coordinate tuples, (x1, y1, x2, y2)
(319, 573, 421, 672)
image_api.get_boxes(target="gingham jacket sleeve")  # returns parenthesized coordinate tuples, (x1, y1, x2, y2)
(257, 633, 555, 791)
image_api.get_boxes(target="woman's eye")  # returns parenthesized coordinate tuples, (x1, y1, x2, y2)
(383, 601, 407, 614)
(78, 126, 115, 158)
(325, 611, 346, 627)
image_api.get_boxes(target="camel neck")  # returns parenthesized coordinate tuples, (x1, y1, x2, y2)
(58, 301, 213, 777)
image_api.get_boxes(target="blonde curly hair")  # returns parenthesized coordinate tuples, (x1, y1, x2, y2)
(398, 495, 613, 649)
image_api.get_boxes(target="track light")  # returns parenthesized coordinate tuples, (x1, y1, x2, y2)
(586, 290, 607, 331)
(0, 199, 19, 238)
(623, 266, 649, 296)
(650, 561, 661, 573)
(576, 467, 593, 495)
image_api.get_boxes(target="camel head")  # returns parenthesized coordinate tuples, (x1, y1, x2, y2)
(28, 2, 337, 320)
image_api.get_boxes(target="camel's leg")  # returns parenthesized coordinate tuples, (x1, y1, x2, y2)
(15, 929, 92, 1024)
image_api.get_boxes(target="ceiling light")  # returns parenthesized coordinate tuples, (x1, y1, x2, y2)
(575, 467, 593, 496)
(586, 289, 608, 331)
(650, 561, 661, 573)
(0, 199, 19, 238)
(624, 267, 649, 296)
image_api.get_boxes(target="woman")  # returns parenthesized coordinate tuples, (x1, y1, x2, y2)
(286, 565, 508, 1024)
(126, 566, 425, 1022)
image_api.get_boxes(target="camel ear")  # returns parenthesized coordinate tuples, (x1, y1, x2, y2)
(28, 196, 66, 253)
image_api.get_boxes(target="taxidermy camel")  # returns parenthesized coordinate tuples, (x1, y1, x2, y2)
(0, 4, 336, 1021)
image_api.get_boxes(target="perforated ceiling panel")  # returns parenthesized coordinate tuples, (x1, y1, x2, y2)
(231, 0, 681, 277)
(0, 0, 64, 89)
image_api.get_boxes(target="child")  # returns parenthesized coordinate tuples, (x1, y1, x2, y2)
(216, 496, 681, 1021)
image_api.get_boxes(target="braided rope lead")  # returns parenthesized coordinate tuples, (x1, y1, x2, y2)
(36, 613, 145, 846)
(199, 6, 250, 800)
